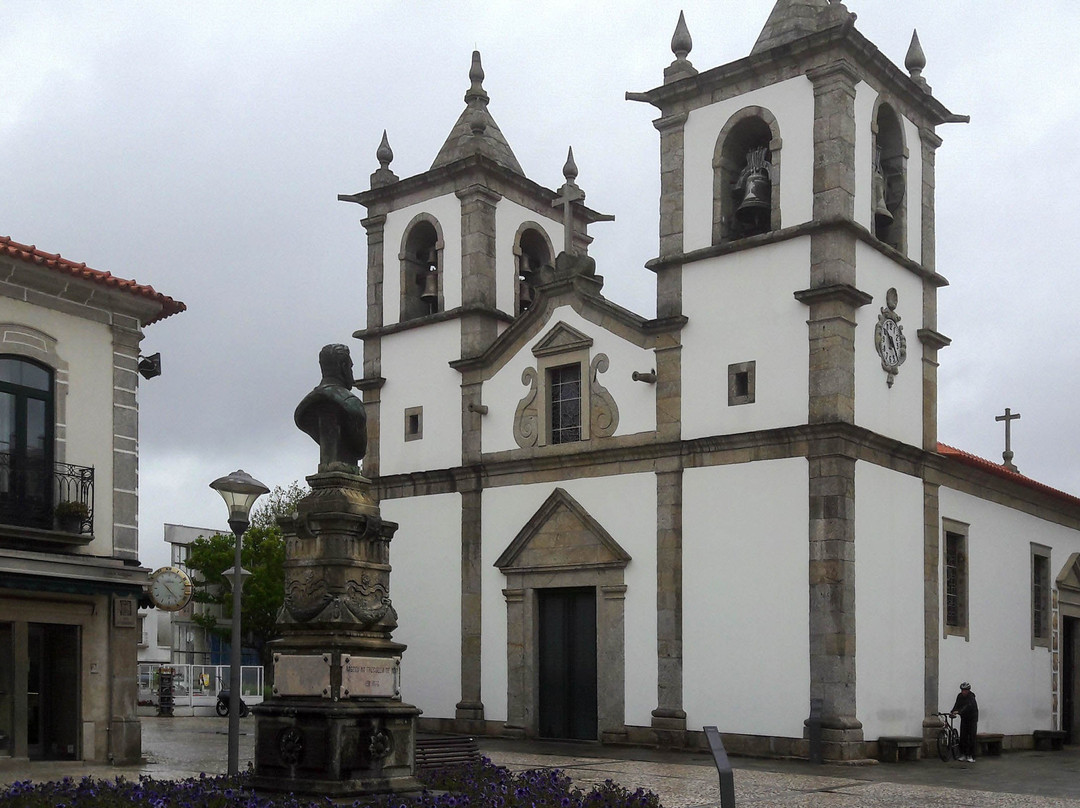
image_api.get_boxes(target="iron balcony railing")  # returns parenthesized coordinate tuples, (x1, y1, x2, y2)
(0, 452, 94, 534)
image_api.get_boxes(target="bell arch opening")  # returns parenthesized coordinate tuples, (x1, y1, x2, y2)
(399, 215, 444, 322)
(514, 225, 553, 315)
(713, 108, 781, 244)
(872, 102, 907, 252)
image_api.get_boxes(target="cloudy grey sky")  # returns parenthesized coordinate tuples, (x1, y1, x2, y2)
(2, 1, 1078, 569)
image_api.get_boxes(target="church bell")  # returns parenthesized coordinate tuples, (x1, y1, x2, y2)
(872, 147, 893, 230)
(518, 279, 534, 310)
(735, 146, 772, 224)
(420, 269, 439, 304)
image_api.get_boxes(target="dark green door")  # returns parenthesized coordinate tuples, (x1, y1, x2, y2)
(538, 587, 597, 740)
(1064, 616, 1078, 744)
(27, 623, 79, 760)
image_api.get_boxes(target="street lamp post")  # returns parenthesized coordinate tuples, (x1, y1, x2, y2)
(210, 469, 269, 776)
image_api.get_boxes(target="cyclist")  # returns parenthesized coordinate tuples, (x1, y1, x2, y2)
(950, 682, 979, 762)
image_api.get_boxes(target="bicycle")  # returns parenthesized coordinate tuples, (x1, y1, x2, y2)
(934, 712, 961, 761)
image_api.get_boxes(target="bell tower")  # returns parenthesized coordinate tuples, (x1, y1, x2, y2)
(629, 0, 966, 760)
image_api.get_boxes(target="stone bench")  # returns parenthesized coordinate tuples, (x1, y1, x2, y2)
(1033, 729, 1067, 751)
(977, 733, 1004, 756)
(877, 736, 922, 763)
(414, 735, 481, 774)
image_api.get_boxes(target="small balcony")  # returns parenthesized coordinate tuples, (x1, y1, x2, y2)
(0, 453, 94, 537)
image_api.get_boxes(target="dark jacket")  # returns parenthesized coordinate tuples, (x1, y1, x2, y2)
(951, 690, 979, 721)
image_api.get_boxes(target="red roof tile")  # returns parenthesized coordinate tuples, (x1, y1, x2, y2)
(937, 442, 1080, 508)
(1, 236, 185, 325)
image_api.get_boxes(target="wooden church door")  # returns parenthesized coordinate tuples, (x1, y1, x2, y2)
(538, 587, 597, 740)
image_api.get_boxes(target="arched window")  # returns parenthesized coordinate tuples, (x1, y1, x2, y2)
(399, 215, 443, 321)
(0, 356, 54, 529)
(514, 225, 553, 315)
(713, 108, 782, 244)
(872, 102, 907, 251)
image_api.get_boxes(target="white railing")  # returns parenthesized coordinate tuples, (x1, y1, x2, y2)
(138, 663, 264, 715)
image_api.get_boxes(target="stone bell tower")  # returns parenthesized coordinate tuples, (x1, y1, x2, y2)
(628, 0, 966, 760)
(252, 343, 421, 796)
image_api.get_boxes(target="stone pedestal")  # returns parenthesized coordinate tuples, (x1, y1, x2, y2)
(251, 470, 422, 796)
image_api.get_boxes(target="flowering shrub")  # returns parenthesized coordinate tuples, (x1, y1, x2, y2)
(0, 759, 663, 808)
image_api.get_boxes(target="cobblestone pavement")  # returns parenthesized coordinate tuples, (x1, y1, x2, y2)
(0, 717, 1079, 807)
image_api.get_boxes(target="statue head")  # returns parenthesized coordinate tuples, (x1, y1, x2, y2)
(318, 344, 353, 387)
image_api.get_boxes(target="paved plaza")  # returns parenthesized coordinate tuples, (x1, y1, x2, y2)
(1, 717, 1079, 807)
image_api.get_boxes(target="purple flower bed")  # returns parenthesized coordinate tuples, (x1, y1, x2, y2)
(0, 758, 663, 808)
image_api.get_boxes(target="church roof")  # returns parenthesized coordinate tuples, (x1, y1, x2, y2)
(0, 235, 186, 325)
(431, 51, 524, 175)
(751, 0, 835, 55)
(938, 443, 1080, 508)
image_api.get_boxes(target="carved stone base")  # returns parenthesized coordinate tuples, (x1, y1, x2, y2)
(253, 698, 421, 795)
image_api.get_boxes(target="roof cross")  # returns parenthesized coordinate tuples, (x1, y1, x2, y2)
(552, 147, 585, 255)
(995, 407, 1021, 472)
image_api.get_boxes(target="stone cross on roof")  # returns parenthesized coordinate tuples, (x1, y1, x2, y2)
(996, 407, 1021, 472)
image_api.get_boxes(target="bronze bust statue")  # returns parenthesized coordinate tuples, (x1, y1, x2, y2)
(295, 344, 367, 470)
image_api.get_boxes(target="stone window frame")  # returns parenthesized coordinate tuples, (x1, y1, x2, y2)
(403, 406, 423, 442)
(512, 222, 554, 316)
(712, 105, 783, 244)
(1032, 543, 1052, 649)
(727, 360, 756, 406)
(870, 97, 909, 254)
(533, 334, 592, 448)
(942, 518, 969, 640)
(0, 325, 68, 464)
(398, 212, 445, 322)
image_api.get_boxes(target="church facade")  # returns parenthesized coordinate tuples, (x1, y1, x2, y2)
(342, 1, 1080, 760)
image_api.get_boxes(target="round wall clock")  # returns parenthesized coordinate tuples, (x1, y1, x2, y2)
(874, 287, 907, 387)
(148, 566, 193, 612)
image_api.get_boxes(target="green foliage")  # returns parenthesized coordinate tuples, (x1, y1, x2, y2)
(186, 483, 307, 670)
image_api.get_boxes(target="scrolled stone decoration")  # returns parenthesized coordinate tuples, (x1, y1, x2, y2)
(278, 727, 305, 766)
(513, 367, 539, 448)
(367, 729, 393, 762)
(294, 344, 368, 471)
(589, 354, 619, 437)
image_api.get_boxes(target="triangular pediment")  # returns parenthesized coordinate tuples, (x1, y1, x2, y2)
(1057, 553, 1080, 591)
(532, 321, 593, 358)
(495, 488, 631, 573)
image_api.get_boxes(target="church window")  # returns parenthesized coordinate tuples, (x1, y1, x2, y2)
(404, 406, 423, 442)
(400, 216, 443, 322)
(713, 108, 781, 244)
(513, 322, 619, 450)
(515, 226, 552, 315)
(871, 102, 907, 251)
(548, 364, 582, 445)
(0, 356, 54, 530)
(1032, 544, 1051, 648)
(943, 522, 968, 639)
(727, 361, 756, 406)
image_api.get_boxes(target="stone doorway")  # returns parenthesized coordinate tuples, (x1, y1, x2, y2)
(1057, 553, 1080, 743)
(538, 587, 597, 740)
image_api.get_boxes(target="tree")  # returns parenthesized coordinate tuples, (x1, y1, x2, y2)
(186, 482, 307, 674)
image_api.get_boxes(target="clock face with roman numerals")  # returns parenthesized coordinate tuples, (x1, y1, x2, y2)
(875, 288, 906, 386)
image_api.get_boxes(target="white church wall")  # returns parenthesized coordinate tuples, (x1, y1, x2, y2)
(480, 473, 657, 726)
(494, 201, 560, 314)
(902, 114, 923, 261)
(854, 244, 924, 448)
(682, 76, 815, 252)
(381, 492, 462, 719)
(682, 458, 810, 738)
(853, 82, 877, 233)
(380, 321, 463, 476)
(853, 461, 925, 739)
(482, 305, 656, 455)
(936, 487, 1080, 734)
(681, 239, 810, 440)
(381, 194, 463, 327)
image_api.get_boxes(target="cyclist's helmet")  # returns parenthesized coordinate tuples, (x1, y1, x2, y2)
(960, 682, 971, 690)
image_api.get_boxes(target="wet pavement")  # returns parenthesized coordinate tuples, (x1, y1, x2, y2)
(1, 716, 1079, 807)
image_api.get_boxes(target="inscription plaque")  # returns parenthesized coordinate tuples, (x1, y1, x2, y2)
(273, 653, 332, 698)
(341, 655, 400, 698)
